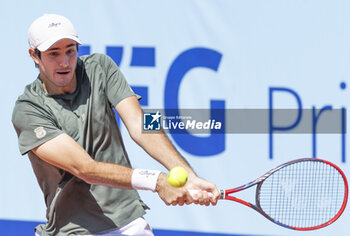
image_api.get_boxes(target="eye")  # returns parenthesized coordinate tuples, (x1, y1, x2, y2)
(49, 51, 58, 56)
(67, 48, 76, 55)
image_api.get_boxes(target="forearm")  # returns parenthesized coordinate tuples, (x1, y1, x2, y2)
(81, 161, 162, 192)
(132, 130, 196, 176)
(80, 161, 133, 188)
(115, 96, 196, 176)
(32, 133, 138, 189)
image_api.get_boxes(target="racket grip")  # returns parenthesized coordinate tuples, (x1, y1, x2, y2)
(189, 189, 225, 199)
(188, 189, 214, 197)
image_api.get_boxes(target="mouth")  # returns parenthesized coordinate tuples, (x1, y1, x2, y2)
(56, 71, 70, 75)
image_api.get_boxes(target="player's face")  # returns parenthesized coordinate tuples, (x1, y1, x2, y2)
(34, 39, 78, 95)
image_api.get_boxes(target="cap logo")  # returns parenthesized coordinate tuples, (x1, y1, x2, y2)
(48, 22, 61, 28)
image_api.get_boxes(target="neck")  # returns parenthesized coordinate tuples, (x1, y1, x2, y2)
(41, 73, 77, 95)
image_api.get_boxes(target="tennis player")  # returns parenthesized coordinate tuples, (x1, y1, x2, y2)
(12, 14, 220, 235)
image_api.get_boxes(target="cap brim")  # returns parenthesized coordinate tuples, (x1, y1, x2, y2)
(37, 34, 82, 51)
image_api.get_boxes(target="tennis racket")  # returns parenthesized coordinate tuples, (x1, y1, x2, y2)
(190, 158, 348, 231)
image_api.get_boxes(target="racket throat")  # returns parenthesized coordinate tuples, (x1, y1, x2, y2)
(220, 190, 225, 199)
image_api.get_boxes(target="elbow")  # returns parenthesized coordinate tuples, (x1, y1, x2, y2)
(72, 160, 96, 185)
(128, 124, 143, 144)
(130, 131, 142, 144)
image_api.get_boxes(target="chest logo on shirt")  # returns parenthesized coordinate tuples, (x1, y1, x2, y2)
(34, 126, 47, 139)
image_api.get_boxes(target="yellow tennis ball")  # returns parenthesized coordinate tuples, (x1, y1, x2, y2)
(167, 166, 188, 187)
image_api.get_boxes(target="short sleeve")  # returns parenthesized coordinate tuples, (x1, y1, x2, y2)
(12, 101, 64, 155)
(102, 55, 141, 106)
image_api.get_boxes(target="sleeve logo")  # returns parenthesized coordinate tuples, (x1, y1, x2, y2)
(34, 126, 47, 139)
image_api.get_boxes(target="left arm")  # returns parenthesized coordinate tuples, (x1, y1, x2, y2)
(115, 96, 220, 205)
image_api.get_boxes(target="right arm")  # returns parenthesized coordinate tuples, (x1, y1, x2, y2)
(32, 133, 193, 205)
(32, 133, 133, 188)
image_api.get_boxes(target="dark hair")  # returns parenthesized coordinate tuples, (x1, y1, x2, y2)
(34, 48, 41, 59)
(33, 44, 79, 68)
(34, 48, 40, 68)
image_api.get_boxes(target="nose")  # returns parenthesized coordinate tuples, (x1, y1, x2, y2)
(59, 55, 69, 68)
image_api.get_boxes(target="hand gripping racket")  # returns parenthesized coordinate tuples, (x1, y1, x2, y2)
(191, 158, 348, 230)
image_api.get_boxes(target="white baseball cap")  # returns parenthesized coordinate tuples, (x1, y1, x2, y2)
(28, 14, 82, 51)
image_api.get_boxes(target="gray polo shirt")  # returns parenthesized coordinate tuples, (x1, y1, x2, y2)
(12, 53, 147, 235)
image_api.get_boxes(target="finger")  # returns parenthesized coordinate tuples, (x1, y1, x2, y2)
(184, 192, 192, 205)
(178, 199, 185, 206)
(209, 190, 219, 205)
(201, 191, 210, 206)
(199, 198, 210, 206)
(203, 198, 210, 206)
(187, 189, 200, 204)
(196, 191, 208, 206)
(190, 190, 207, 205)
(176, 194, 186, 206)
(184, 189, 194, 203)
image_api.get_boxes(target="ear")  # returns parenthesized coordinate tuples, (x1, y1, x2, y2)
(29, 48, 40, 65)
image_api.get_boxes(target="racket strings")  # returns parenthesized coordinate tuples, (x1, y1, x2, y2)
(258, 160, 346, 229)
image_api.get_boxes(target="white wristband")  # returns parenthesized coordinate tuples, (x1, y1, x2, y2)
(131, 169, 161, 192)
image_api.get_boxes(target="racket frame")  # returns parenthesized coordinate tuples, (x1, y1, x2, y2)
(221, 158, 348, 231)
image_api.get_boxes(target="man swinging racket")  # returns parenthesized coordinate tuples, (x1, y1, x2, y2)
(12, 14, 220, 235)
